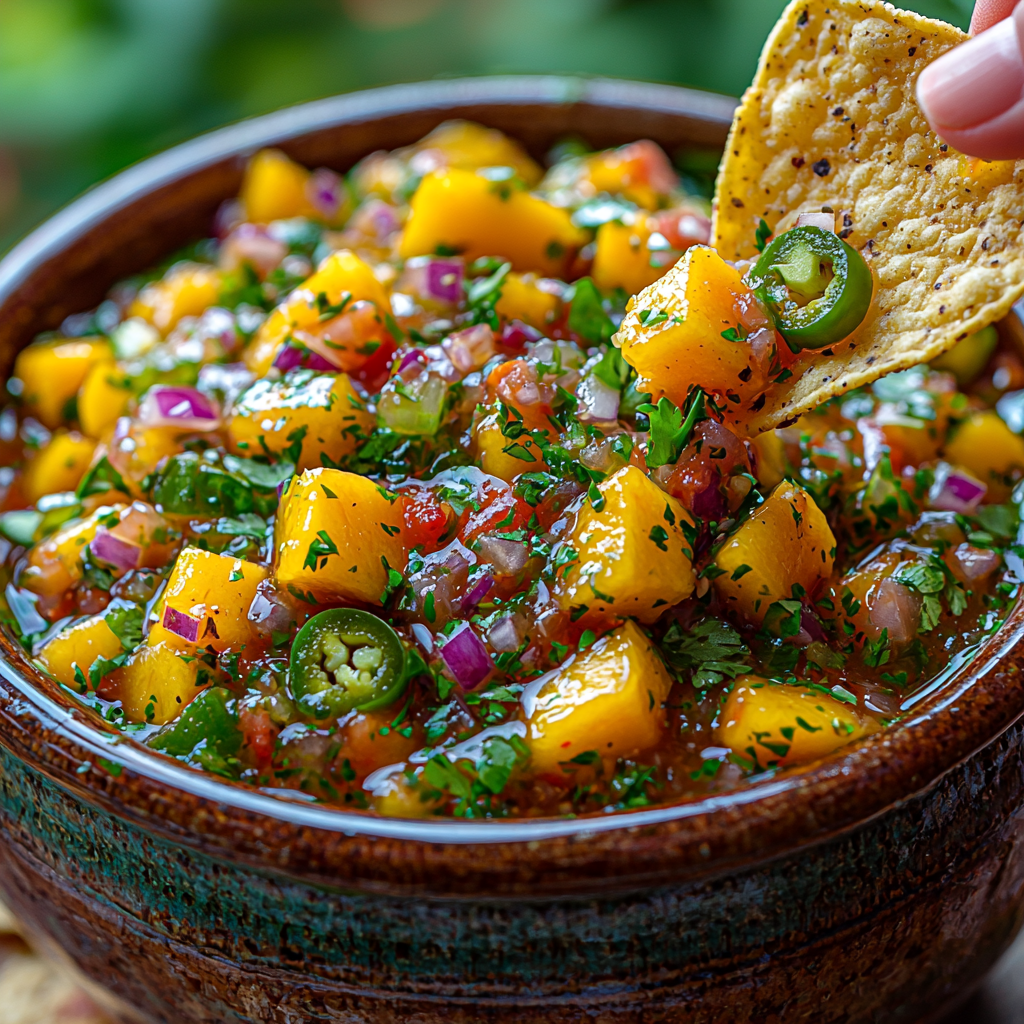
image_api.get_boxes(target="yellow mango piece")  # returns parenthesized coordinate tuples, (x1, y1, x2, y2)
(129, 263, 223, 335)
(524, 620, 673, 773)
(245, 249, 390, 377)
(943, 410, 1024, 502)
(717, 676, 878, 769)
(147, 547, 268, 654)
(37, 614, 123, 689)
(22, 431, 97, 504)
(114, 642, 204, 725)
(400, 168, 587, 277)
(416, 121, 542, 185)
(493, 272, 561, 329)
(78, 360, 133, 439)
(471, 411, 546, 483)
(614, 246, 756, 406)
(228, 373, 373, 471)
(556, 465, 695, 623)
(592, 218, 668, 296)
(749, 430, 787, 490)
(241, 148, 318, 224)
(14, 337, 112, 430)
(274, 468, 407, 606)
(714, 481, 835, 624)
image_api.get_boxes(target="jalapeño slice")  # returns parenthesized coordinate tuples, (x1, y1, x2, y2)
(748, 225, 873, 351)
(290, 608, 407, 719)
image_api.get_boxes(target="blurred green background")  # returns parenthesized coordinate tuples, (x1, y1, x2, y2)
(0, 0, 974, 254)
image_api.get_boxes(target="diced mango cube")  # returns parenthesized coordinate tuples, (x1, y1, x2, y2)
(943, 410, 1024, 501)
(147, 547, 268, 653)
(614, 246, 758, 406)
(471, 410, 546, 483)
(245, 249, 390, 377)
(400, 168, 587, 277)
(524, 620, 673, 772)
(749, 429, 787, 490)
(494, 272, 561, 329)
(714, 481, 836, 624)
(14, 337, 112, 429)
(414, 121, 542, 185)
(78, 361, 133, 439)
(37, 614, 123, 689)
(274, 468, 407, 606)
(241, 149, 316, 224)
(22, 431, 97, 504)
(556, 465, 695, 623)
(129, 263, 223, 335)
(228, 373, 373, 470)
(112, 641, 204, 725)
(592, 217, 669, 296)
(717, 676, 878, 769)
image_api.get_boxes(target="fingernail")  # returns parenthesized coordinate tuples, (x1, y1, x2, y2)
(917, 15, 1024, 130)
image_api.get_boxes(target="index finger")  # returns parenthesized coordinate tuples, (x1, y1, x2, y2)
(971, 0, 1019, 34)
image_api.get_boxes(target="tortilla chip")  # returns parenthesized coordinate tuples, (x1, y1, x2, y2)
(712, 0, 1024, 433)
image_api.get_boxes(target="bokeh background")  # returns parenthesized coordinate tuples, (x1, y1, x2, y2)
(0, 0, 975, 255)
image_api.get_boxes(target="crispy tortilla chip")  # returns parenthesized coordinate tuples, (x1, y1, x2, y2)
(712, 0, 1024, 433)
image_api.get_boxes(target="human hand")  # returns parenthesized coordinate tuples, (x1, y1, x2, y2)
(916, 0, 1024, 160)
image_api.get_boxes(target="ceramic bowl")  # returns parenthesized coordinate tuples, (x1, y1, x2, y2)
(1, 77, 1023, 1024)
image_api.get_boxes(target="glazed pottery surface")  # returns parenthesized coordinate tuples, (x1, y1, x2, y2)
(1, 77, 1024, 1023)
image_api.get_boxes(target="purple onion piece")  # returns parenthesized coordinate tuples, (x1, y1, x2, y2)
(163, 606, 200, 644)
(425, 258, 464, 304)
(499, 320, 542, 350)
(397, 349, 427, 373)
(691, 479, 727, 522)
(932, 469, 987, 514)
(139, 385, 219, 431)
(274, 343, 334, 374)
(307, 167, 344, 221)
(461, 572, 494, 613)
(799, 604, 828, 643)
(441, 624, 492, 690)
(89, 531, 141, 573)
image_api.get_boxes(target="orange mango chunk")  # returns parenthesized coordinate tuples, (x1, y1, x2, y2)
(37, 614, 123, 689)
(129, 263, 223, 335)
(717, 676, 878, 769)
(78, 360, 133, 439)
(113, 641, 204, 725)
(523, 620, 673, 773)
(400, 168, 586, 277)
(228, 373, 373, 470)
(493, 272, 562, 329)
(22, 431, 97, 504)
(147, 547, 268, 654)
(592, 217, 669, 296)
(614, 245, 758, 405)
(714, 481, 836, 624)
(245, 249, 390, 377)
(241, 148, 350, 226)
(274, 468, 407, 606)
(14, 337, 112, 429)
(556, 465, 695, 623)
(471, 410, 547, 483)
(414, 120, 542, 185)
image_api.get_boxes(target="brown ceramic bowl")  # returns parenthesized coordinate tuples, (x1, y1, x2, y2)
(0, 77, 1023, 1024)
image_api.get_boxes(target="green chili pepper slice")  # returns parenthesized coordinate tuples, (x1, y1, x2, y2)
(747, 225, 873, 352)
(289, 608, 407, 719)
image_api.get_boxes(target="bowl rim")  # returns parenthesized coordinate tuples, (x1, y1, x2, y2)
(1, 75, 1022, 892)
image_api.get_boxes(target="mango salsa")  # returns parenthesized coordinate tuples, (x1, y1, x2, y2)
(37, 614, 122, 689)
(556, 465, 696, 623)
(111, 641, 204, 725)
(717, 676, 878, 769)
(714, 481, 836, 624)
(22, 431, 96, 504)
(942, 410, 1024, 502)
(399, 168, 587, 277)
(524, 620, 673, 772)
(274, 468, 407, 606)
(14, 337, 112, 429)
(128, 263, 223, 335)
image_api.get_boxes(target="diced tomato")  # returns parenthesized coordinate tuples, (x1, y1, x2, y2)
(240, 705, 276, 767)
(403, 491, 452, 552)
(460, 485, 531, 544)
(341, 711, 418, 779)
(486, 358, 553, 432)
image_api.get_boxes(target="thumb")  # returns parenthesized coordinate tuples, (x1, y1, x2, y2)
(971, 0, 1019, 34)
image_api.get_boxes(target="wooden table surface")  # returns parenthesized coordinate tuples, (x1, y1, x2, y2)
(0, 901, 1021, 1024)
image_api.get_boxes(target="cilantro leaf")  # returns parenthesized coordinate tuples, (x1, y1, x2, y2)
(660, 617, 752, 689)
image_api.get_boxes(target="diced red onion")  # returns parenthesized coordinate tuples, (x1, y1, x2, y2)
(796, 210, 836, 232)
(306, 168, 345, 221)
(163, 605, 200, 643)
(138, 386, 220, 431)
(89, 531, 141, 572)
(273, 343, 335, 373)
(577, 374, 621, 425)
(476, 535, 529, 576)
(441, 624, 492, 690)
(791, 603, 828, 646)
(248, 587, 296, 635)
(691, 478, 727, 522)
(214, 198, 244, 239)
(397, 349, 427, 373)
(500, 320, 542, 350)
(931, 467, 987, 514)
(443, 324, 497, 374)
(461, 572, 494, 612)
(425, 259, 464, 304)
(487, 616, 521, 653)
(868, 578, 921, 644)
(952, 543, 1002, 582)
